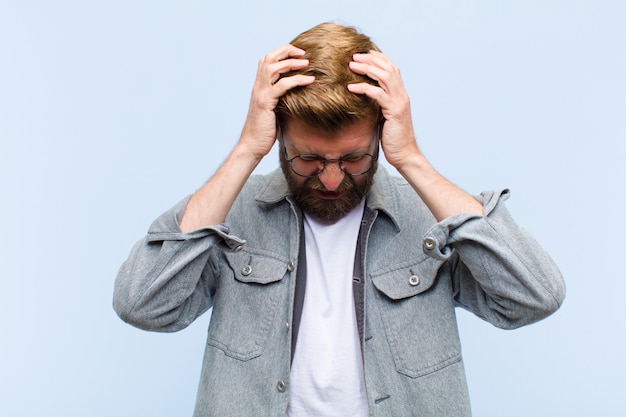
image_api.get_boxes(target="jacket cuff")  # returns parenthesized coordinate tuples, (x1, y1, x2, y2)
(422, 189, 510, 260)
(146, 195, 246, 251)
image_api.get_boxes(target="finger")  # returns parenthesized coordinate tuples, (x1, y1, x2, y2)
(268, 58, 310, 84)
(349, 60, 388, 82)
(258, 45, 310, 85)
(352, 50, 392, 66)
(351, 50, 406, 95)
(258, 45, 307, 79)
(266, 44, 307, 63)
(352, 51, 395, 76)
(349, 61, 397, 94)
(347, 82, 389, 104)
(352, 51, 398, 79)
(273, 74, 315, 95)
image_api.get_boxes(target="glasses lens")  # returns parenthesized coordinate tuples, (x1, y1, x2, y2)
(291, 154, 374, 177)
(291, 156, 323, 177)
(341, 154, 374, 176)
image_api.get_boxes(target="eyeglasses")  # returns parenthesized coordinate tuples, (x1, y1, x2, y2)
(281, 128, 380, 178)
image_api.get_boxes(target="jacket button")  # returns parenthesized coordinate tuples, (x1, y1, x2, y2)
(423, 237, 436, 250)
(409, 275, 420, 286)
(287, 260, 295, 272)
(277, 380, 286, 392)
(242, 265, 252, 276)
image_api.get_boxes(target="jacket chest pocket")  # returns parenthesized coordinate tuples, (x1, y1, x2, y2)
(207, 249, 293, 361)
(371, 256, 462, 378)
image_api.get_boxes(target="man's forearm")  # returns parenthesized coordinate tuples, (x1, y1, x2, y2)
(179, 144, 261, 233)
(396, 152, 484, 222)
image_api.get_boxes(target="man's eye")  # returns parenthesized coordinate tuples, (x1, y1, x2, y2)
(342, 154, 366, 163)
(299, 155, 321, 162)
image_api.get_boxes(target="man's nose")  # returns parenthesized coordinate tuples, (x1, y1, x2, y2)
(317, 163, 345, 191)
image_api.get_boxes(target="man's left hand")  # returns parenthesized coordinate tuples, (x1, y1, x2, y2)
(348, 51, 420, 171)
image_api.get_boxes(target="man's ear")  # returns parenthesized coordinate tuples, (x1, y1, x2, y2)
(276, 121, 283, 143)
(277, 116, 294, 143)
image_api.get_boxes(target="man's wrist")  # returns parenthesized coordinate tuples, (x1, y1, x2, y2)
(230, 141, 266, 171)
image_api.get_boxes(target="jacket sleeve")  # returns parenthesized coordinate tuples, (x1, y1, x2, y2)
(113, 196, 245, 332)
(422, 189, 566, 329)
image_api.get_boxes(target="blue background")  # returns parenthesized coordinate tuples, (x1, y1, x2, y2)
(1, 1, 624, 416)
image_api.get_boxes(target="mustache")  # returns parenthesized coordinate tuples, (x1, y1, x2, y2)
(305, 174, 354, 192)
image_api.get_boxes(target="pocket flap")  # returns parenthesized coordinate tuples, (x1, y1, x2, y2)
(225, 249, 291, 284)
(371, 256, 444, 300)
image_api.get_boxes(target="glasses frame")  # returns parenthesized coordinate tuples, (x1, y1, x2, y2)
(281, 124, 381, 179)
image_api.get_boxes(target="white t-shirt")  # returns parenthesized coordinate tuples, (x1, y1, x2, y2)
(286, 200, 369, 417)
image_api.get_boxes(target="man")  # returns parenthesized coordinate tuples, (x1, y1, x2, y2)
(114, 22, 565, 416)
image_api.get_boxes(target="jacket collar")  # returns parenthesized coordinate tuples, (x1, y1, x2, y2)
(255, 166, 402, 231)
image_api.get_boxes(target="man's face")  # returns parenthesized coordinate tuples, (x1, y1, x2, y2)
(280, 118, 379, 222)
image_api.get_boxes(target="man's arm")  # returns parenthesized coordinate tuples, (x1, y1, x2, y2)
(349, 51, 564, 324)
(179, 45, 314, 232)
(348, 51, 483, 220)
(114, 45, 313, 330)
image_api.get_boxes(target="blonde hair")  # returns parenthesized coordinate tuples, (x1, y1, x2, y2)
(275, 22, 381, 133)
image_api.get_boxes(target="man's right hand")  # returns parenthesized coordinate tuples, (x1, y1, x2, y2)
(238, 44, 315, 161)
(179, 45, 313, 233)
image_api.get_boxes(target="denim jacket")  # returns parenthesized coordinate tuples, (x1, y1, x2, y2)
(114, 167, 565, 417)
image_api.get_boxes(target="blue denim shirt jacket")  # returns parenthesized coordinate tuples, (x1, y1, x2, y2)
(114, 166, 565, 417)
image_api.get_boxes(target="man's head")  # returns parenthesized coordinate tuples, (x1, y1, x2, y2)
(276, 23, 382, 222)
(275, 22, 381, 132)
(275, 23, 380, 221)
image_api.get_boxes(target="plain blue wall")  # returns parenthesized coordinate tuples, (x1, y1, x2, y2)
(1, 1, 624, 416)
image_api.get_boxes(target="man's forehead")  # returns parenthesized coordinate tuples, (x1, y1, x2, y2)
(282, 117, 377, 139)
(282, 118, 377, 154)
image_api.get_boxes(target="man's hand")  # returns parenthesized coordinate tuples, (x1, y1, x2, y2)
(180, 46, 313, 232)
(347, 50, 420, 171)
(348, 51, 483, 220)
(239, 45, 315, 160)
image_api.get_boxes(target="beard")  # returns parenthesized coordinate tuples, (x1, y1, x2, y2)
(280, 156, 377, 222)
